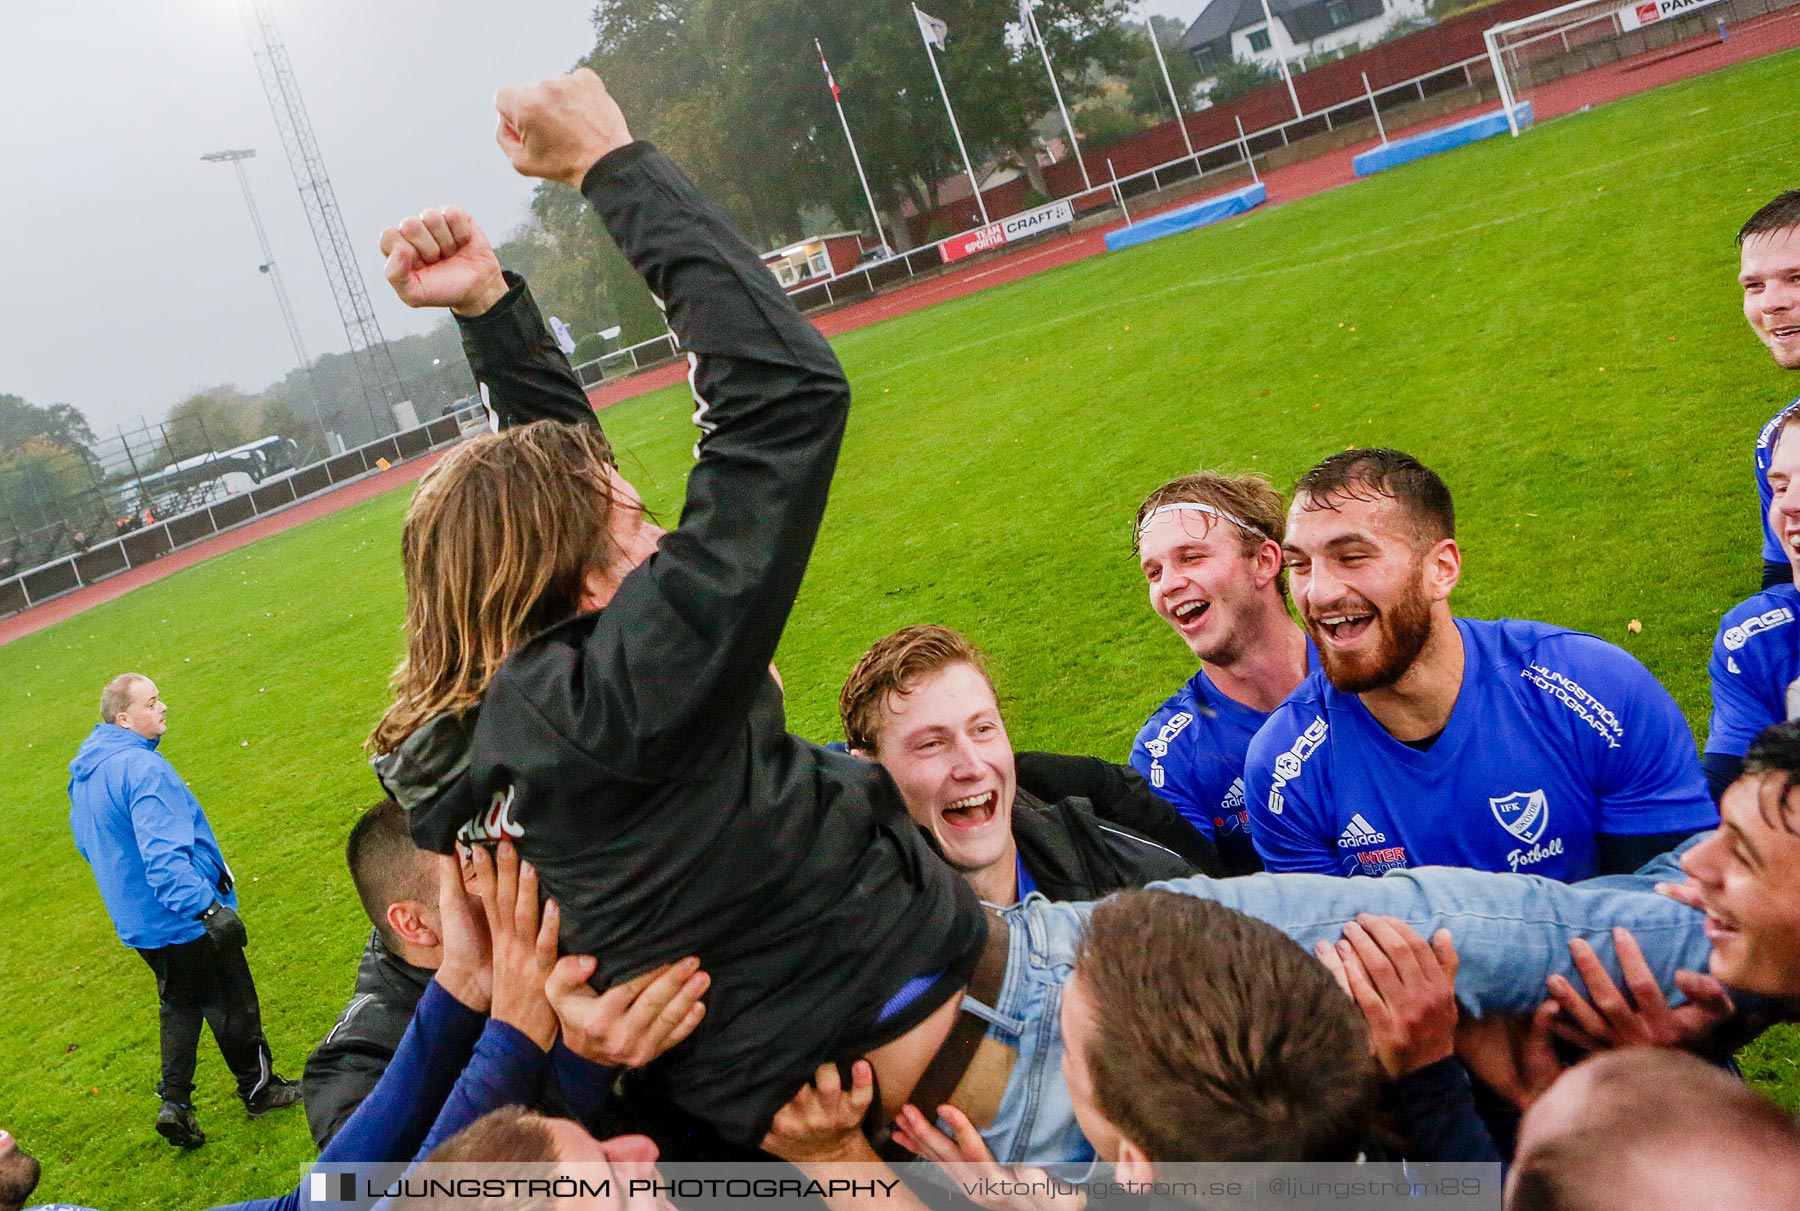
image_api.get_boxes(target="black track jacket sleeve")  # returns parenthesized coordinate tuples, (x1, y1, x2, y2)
(1013, 751, 1224, 875)
(473, 141, 849, 776)
(454, 270, 600, 431)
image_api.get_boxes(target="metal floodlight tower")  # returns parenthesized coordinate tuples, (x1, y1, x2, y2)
(198, 147, 330, 438)
(240, 0, 401, 437)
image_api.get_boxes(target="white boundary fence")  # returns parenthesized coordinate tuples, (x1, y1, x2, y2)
(566, 51, 1496, 391)
(0, 401, 486, 623)
(0, 53, 1512, 622)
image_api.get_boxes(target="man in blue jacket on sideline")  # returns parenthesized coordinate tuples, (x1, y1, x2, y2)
(67, 673, 301, 1149)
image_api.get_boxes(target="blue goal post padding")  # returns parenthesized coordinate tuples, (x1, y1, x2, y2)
(1104, 182, 1268, 252)
(1352, 103, 1534, 177)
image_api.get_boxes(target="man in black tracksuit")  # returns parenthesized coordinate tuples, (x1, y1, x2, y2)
(372, 75, 986, 1149)
(302, 931, 430, 1148)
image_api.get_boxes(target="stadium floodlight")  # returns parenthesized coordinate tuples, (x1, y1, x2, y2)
(200, 148, 330, 438)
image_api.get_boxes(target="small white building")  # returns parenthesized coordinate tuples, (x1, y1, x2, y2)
(1179, 0, 1431, 79)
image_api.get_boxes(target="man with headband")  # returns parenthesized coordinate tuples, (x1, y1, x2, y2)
(1247, 448, 1718, 880)
(1130, 473, 1315, 873)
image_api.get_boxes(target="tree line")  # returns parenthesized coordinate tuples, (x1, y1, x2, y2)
(518, 1, 1205, 355)
(5, 4, 1209, 561)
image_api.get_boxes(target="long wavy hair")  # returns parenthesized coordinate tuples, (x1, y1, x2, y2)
(371, 421, 618, 754)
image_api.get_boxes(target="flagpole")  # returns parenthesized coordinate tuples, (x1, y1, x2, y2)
(914, 4, 991, 227)
(1021, 0, 1092, 191)
(1140, 4, 1195, 160)
(1254, 0, 1304, 120)
(816, 39, 890, 252)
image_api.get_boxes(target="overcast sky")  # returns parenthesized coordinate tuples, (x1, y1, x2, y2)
(0, 0, 1207, 433)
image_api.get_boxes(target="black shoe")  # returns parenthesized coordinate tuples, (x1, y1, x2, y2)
(155, 1101, 206, 1148)
(244, 1075, 304, 1118)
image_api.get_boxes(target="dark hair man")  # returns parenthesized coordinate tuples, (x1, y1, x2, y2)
(1129, 473, 1314, 874)
(1679, 720, 1800, 998)
(67, 674, 300, 1149)
(302, 799, 440, 1147)
(1247, 449, 1717, 880)
(1506, 1048, 1800, 1210)
(1739, 190, 1800, 589)
(840, 625, 1210, 907)
(305, 800, 706, 1149)
(1704, 410, 1800, 801)
(1061, 891, 1377, 1170)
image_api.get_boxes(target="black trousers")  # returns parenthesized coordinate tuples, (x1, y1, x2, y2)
(136, 934, 273, 1105)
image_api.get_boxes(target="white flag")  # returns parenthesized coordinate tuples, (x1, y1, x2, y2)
(1018, 0, 1037, 42)
(914, 5, 949, 50)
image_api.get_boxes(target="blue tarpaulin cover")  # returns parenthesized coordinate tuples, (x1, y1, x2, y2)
(1352, 103, 1535, 177)
(1104, 181, 1268, 252)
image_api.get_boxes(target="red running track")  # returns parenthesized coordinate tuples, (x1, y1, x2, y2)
(0, 455, 447, 646)
(8, 14, 1797, 647)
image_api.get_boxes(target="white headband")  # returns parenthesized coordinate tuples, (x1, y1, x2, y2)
(1138, 501, 1266, 540)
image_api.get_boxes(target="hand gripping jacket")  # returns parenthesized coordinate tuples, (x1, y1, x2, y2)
(371, 142, 986, 1146)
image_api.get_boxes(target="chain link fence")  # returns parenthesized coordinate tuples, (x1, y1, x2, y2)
(0, 400, 485, 622)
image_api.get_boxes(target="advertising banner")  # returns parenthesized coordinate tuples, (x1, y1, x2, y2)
(1618, 0, 1724, 32)
(939, 199, 1076, 264)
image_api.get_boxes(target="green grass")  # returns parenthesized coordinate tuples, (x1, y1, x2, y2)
(7, 50, 1800, 1206)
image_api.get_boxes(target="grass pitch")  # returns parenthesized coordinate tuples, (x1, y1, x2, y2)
(5, 50, 1800, 1208)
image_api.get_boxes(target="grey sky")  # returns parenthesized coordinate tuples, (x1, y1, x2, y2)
(0, 0, 1206, 434)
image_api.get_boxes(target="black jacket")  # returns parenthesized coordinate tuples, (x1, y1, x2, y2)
(372, 142, 986, 1148)
(1012, 790, 1197, 901)
(1013, 751, 1222, 877)
(301, 930, 432, 1149)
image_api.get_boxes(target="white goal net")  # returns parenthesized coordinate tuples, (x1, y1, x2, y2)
(1482, 0, 1792, 134)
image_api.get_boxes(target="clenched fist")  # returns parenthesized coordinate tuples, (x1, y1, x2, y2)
(495, 68, 634, 188)
(377, 206, 507, 317)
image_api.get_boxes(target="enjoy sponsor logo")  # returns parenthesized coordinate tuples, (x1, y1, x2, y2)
(1265, 717, 1327, 816)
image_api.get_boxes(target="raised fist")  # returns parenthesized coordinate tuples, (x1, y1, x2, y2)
(494, 68, 634, 188)
(378, 206, 507, 317)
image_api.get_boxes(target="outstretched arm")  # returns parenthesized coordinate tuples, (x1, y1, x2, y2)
(485, 70, 851, 770)
(379, 207, 597, 431)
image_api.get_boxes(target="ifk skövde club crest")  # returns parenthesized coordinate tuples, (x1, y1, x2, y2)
(1489, 789, 1550, 844)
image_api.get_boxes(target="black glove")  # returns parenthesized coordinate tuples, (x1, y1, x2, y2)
(199, 902, 249, 949)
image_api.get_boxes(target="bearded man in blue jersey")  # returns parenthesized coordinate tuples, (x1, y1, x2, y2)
(1740, 190, 1800, 589)
(1247, 449, 1718, 880)
(1128, 472, 1314, 874)
(1706, 409, 1800, 801)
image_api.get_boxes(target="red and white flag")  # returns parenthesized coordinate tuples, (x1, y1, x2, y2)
(815, 39, 841, 104)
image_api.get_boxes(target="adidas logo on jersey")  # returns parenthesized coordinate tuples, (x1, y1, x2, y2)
(1337, 813, 1387, 848)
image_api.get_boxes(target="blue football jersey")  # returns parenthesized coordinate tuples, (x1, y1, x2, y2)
(1245, 618, 1717, 880)
(1755, 396, 1800, 564)
(1705, 583, 1800, 759)
(1130, 644, 1317, 869)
